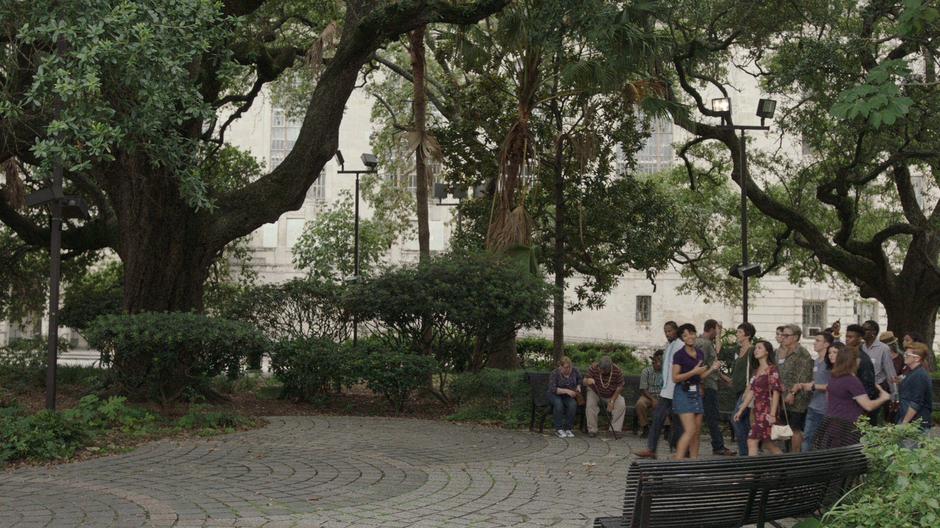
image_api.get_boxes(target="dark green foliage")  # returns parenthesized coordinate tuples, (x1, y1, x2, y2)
(0, 395, 155, 463)
(0, 409, 88, 463)
(346, 251, 553, 371)
(447, 369, 530, 427)
(175, 405, 255, 436)
(268, 338, 355, 402)
(85, 313, 268, 404)
(516, 337, 645, 373)
(207, 278, 351, 344)
(354, 342, 439, 413)
(796, 421, 940, 528)
(59, 261, 123, 333)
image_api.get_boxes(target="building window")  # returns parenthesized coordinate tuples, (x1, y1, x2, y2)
(286, 218, 306, 250)
(260, 221, 278, 248)
(636, 295, 652, 323)
(308, 170, 326, 202)
(270, 108, 301, 170)
(636, 117, 675, 175)
(854, 300, 879, 325)
(802, 300, 826, 337)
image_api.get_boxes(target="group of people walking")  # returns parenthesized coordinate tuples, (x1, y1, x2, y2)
(547, 318, 934, 459)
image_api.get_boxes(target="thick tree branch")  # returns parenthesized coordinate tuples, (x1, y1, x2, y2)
(207, 0, 509, 246)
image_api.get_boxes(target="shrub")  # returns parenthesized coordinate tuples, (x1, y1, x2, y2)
(355, 343, 438, 413)
(208, 278, 351, 343)
(269, 338, 356, 402)
(345, 251, 553, 372)
(516, 337, 645, 373)
(0, 336, 71, 390)
(0, 410, 89, 463)
(176, 405, 254, 435)
(447, 369, 530, 427)
(796, 421, 940, 528)
(59, 261, 123, 333)
(85, 312, 268, 404)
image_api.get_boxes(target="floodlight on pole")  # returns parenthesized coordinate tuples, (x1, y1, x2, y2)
(336, 152, 380, 345)
(711, 97, 778, 324)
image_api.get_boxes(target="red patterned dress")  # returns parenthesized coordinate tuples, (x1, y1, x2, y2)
(748, 366, 783, 440)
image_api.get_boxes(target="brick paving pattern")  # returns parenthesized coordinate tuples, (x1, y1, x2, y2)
(0, 416, 651, 527)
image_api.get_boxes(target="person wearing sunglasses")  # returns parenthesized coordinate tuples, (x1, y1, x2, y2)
(897, 343, 933, 432)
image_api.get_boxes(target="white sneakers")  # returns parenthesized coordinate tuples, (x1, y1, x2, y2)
(556, 429, 575, 438)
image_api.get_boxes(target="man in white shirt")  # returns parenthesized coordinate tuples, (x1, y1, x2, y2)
(636, 321, 684, 459)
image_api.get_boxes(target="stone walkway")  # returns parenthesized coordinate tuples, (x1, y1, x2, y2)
(0, 416, 657, 528)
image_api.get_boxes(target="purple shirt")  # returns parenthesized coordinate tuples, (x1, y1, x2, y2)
(826, 375, 868, 423)
(673, 347, 705, 385)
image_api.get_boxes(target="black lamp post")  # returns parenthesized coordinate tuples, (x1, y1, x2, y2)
(23, 34, 90, 411)
(711, 97, 777, 324)
(336, 151, 378, 345)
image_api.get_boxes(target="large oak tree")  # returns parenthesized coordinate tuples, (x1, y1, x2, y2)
(662, 0, 940, 361)
(0, 0, 508, 314)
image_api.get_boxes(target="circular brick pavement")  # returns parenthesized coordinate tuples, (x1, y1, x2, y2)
(0, 416, 652, 527)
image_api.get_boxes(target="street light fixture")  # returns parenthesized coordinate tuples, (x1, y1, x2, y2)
(336, 150, 378, 345)
(711, 97, 777, 324)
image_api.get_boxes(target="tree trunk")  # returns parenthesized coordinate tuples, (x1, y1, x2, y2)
(410, 26, 431, 265)
(486, 336, 518, 370)
(106, 164, 218, 313)
(882, 287, 939, 370)
(551, 135, 565, 366)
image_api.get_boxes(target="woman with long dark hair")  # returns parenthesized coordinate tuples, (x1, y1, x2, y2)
(733, 340, 783, 456)
(815, 344, 891, 449)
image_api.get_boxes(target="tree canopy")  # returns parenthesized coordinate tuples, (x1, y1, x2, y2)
(661, 0, 940, 351)
(0, 0, 510, 314)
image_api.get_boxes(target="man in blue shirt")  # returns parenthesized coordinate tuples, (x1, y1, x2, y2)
(898, 342, 933, 432)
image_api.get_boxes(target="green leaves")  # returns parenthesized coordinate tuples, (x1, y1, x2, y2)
(831, 60, 914, 129)
(814, 421, 940, 527)
(9, 0, 230, 206)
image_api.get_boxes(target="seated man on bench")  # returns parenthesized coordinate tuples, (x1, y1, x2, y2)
(584, 356, 626, 438)
(636, 350, 663, 438)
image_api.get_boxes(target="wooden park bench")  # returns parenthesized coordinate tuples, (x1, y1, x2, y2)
(593, 444, 868, 528)
(526, 371, 635, 433)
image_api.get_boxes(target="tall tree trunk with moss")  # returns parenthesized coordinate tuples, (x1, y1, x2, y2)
(410, 26, 431, 265)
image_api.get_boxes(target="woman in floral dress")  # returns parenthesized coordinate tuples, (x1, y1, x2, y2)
(734, 340, 784, 456)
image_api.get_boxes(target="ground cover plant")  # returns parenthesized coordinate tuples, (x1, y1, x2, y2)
(0, 396, 258, 465)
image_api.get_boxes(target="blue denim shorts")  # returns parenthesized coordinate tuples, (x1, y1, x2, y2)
(673, 385, 704, 414)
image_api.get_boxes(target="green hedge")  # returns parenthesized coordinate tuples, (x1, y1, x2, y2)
(447, 369, 530, 427)
(517, 337, 646, 373)
(85, 312, 268, 404)
(268, 338, 356, 402)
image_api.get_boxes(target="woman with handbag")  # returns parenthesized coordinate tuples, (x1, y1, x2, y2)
(733, 340, 784, 456)
(814, 344, 891, 449)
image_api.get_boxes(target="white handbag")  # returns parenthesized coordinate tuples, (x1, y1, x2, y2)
(771, 397, 793, 441)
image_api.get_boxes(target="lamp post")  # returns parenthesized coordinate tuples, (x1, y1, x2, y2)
(710, 97, 777, 324)
(336, 151, 378, 345)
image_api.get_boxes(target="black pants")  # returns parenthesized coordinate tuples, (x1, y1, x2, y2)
(703, 387, 727, 452)
(646, 396, 683, 452)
